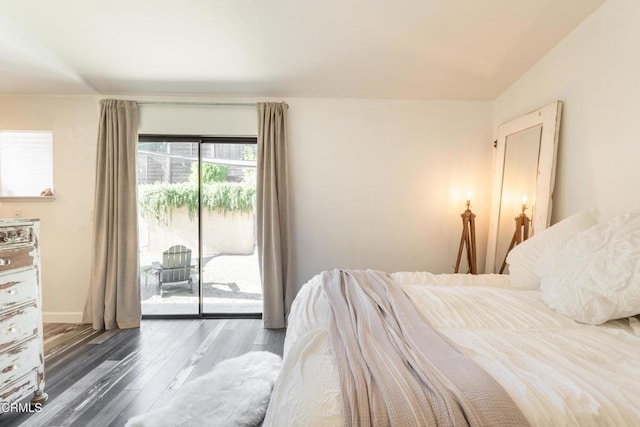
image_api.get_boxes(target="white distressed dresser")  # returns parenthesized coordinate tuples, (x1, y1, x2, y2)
(0, 219, 47, 406)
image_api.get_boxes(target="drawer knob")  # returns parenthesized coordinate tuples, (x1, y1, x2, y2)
(8, 327, 17, 333)
(0, 258, 11, 266)
(7, 289, 17, 295)
(9, 364, 19, 371)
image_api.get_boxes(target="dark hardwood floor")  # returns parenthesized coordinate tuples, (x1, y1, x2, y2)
(1, 320, 285, 427)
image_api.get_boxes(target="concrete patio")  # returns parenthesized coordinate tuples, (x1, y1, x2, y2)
(140, 249, 262, 315)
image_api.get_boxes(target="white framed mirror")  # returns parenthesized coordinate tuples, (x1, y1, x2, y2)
(485, 101, 562, 273)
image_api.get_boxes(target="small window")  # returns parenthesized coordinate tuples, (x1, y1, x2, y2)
(0, 130, 54, 197)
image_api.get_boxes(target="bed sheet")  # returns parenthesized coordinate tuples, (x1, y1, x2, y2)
(263, 272, 640, 427)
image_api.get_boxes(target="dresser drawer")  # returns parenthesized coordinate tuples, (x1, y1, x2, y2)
(0, 224, 35, 249)
(0, 246, 35, 274)
(0, 338, 40, 390)
(0, 304, 38, 352)
(0, 368, 38, 404)
(0, 269, 38, 313)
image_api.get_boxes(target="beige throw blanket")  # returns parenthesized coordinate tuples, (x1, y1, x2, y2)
(321, 269, 530, 427)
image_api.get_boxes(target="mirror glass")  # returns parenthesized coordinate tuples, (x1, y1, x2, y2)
(485, 101, 562, 273)
(494, 125, 542, 273)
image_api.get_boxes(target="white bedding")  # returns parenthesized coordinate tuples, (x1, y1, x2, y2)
(263, 272, 640, 427)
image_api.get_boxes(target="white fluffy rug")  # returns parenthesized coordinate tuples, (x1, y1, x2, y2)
(126, 351, 282, 427)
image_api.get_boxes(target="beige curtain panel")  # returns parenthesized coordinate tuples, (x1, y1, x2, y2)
(83, 99, 141, 330)
(257, 102, 293, 329)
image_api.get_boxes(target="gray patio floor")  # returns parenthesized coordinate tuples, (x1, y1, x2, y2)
(140, 249, 262, 315)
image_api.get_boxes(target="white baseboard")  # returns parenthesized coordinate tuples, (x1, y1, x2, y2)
(43, 312, 84, 324)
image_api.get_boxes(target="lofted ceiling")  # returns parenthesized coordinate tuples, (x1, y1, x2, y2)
(0, 0, 606, 99)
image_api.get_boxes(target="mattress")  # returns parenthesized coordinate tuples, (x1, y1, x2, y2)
(263, 272, 640, 426)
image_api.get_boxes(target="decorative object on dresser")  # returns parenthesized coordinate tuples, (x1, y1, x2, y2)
(0, 219, 47, 408)
(454, 194, 477, 274)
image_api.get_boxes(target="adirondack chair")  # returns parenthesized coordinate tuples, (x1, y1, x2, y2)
(151, 245, 195, 297)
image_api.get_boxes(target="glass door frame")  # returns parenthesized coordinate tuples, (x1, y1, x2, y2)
(139, 134, 261, 320)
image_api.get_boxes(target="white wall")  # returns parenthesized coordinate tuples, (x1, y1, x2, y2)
(0, 95, 99, 322)
(123, 97, 494, 288)
(287, 99, 493, 285)
(139, 97, 494, 288)
(138, 102, 257, 136)
(0, 95, 493, 320)
(140, 98, 493, 286)
(493, 0, 640, 221)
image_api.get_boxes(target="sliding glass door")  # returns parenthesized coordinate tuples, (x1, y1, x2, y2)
(200, 141, 260, 314)
(137, 136, 260, 317)
(138, 139, 200, 315)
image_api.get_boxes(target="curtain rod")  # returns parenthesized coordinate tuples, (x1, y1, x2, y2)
(137, 101, 257, 107)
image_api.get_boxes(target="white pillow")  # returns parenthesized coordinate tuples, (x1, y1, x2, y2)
(536, 212, 640, 325)
(506, 209, 599, 289)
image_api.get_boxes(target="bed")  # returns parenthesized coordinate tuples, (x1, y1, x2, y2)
(263, 209, 640, 427)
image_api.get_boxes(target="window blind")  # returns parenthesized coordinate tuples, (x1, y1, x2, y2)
(0, 130, 53, 197)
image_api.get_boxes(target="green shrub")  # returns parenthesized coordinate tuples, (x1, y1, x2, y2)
(189, 163, 228, 184)
(139, 182, 255, 223)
